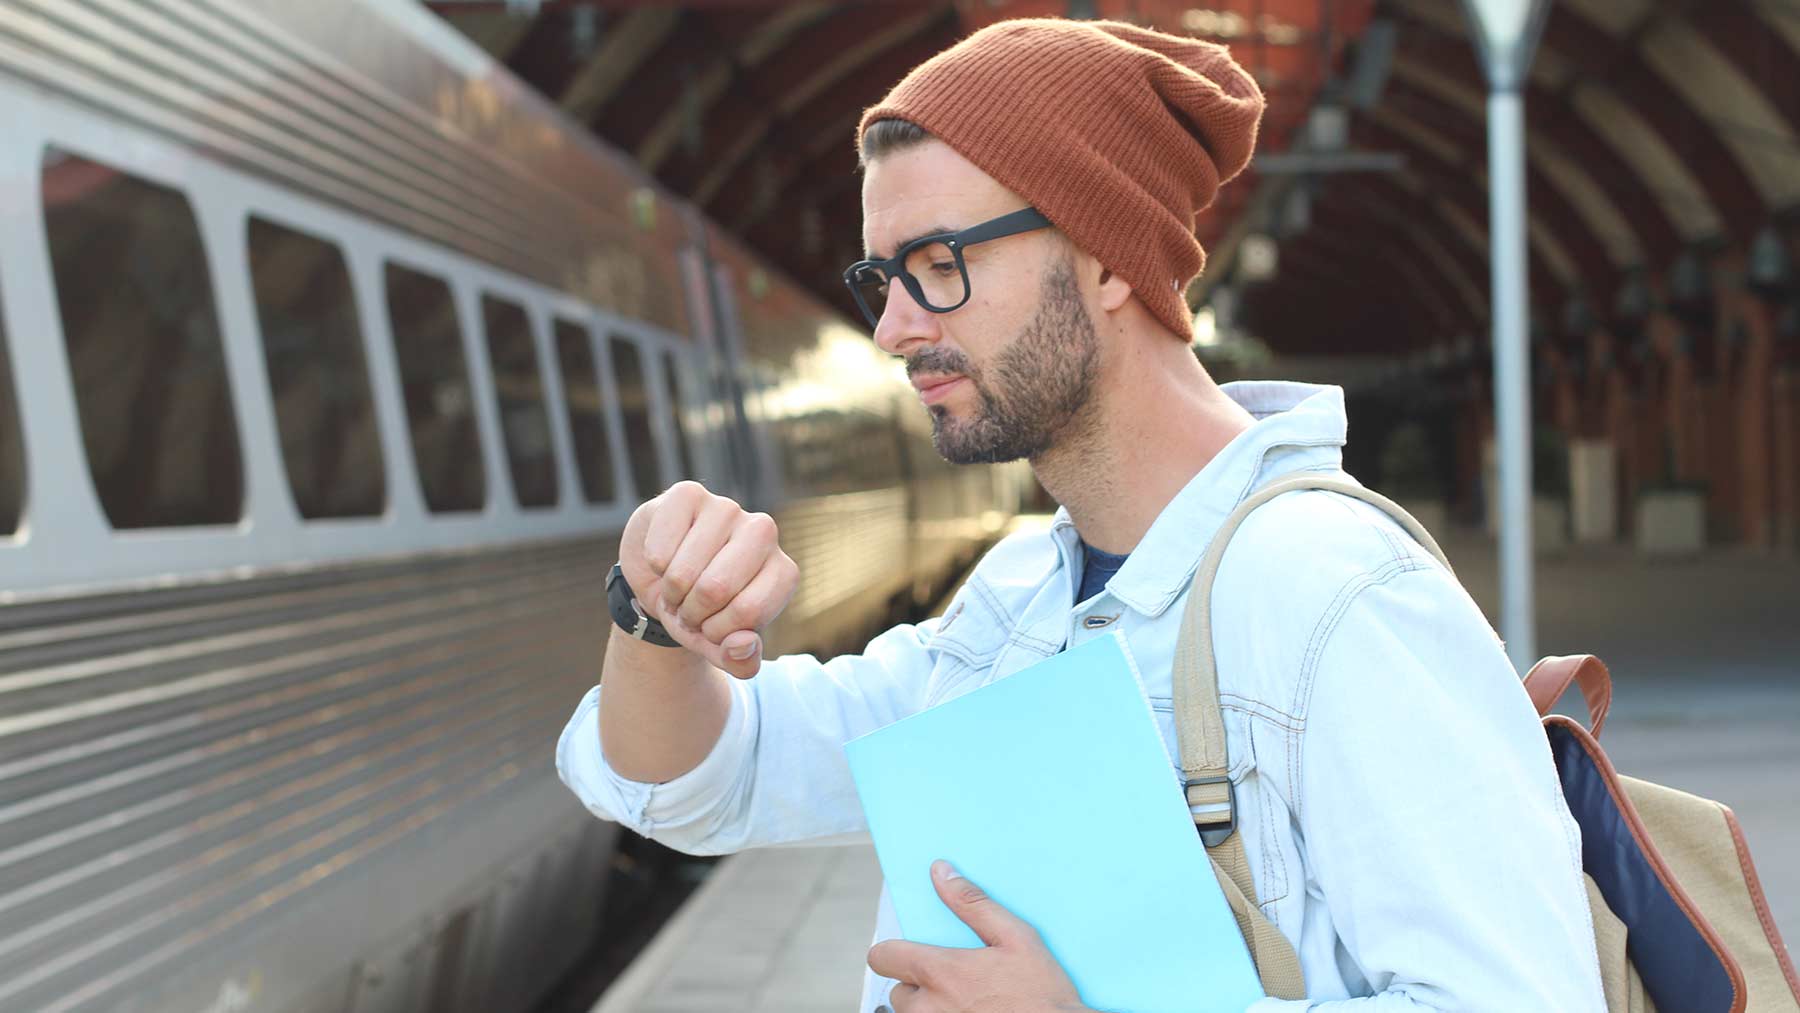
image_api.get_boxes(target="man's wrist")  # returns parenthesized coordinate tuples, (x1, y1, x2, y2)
(606, 562, 681, 648)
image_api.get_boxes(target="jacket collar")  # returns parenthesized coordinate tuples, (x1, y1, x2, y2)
(1048, 380, 1350, 618)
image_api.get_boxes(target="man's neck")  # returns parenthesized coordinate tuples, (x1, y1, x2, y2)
(1031, 343, 1254, 556)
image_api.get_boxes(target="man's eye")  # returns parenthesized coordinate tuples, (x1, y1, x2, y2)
(928, 261, 957, 275)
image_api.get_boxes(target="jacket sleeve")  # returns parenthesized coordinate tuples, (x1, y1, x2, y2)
(555, 616, 941, 856)
(1243, 564, 1607, 1012)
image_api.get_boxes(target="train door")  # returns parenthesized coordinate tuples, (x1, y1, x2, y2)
(708, 262, 770, 509)
(676, 243, 764, 507)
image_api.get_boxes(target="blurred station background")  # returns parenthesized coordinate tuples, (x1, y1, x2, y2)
(0, 0, 1794, 1011)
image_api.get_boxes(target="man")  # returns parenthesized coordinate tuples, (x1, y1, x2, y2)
(558, 18, 1607, 1013)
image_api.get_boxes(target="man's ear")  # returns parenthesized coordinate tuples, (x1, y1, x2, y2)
(1094, 263, 1134, 313)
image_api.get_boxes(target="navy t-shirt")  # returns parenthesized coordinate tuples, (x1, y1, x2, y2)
(1076, 540, 1130, 603)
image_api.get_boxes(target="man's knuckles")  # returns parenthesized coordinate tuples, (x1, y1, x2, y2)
(699, 596, 769, 642)
(687, 573, 735, 612)
(739, 510, 777, 541)
(653, 562, 698, 601)
(662, 479, 707, 506)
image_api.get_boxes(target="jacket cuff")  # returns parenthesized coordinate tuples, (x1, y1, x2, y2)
(554, 676, 755, 834)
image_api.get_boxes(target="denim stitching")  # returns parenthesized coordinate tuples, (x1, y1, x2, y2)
(1230, 724, 1287, 909)
(1260, 768, 1289, 908)
(1219, 697, 1304, 732)
(930, 581, 1009, 665)
(1286, 565, 1374, 810)
(1319, 489, 1407, 568)
(1220, 692, 1303, 724)
(1161, 693, 1303, 728)
(1007, 626, 1062, 651)
(1233, 453, 1345, 507)
(970, 578, 1012, 626)
(1289, 558, 1432, 823)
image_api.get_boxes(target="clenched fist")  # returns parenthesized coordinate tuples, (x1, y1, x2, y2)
(618, 481, 799, 679)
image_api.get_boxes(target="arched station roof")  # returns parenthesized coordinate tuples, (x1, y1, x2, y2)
(430, 0, 1800, 360)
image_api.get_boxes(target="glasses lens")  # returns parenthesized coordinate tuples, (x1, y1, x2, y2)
(850, 265, 888, 326)
(904, 241, 967, 311)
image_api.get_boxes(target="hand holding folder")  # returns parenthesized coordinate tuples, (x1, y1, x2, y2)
(865, 858, 1094, 1012)
(845, 631, 1266, 1013)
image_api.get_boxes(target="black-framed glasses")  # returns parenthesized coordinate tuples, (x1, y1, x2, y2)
(842, 207, 1053, 330)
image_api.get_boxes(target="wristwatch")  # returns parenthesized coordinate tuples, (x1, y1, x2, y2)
(606, 563, 681, 648)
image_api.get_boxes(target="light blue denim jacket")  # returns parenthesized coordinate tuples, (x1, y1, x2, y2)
(558, 381, 1607, 1012)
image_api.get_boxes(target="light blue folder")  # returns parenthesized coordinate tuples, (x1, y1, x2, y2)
(843, 630, 1265, 1013)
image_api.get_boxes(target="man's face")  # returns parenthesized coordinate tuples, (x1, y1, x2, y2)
(861, 139, 1101, 465)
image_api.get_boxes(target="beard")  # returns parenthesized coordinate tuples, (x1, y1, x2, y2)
(907, 256, 1101, 465)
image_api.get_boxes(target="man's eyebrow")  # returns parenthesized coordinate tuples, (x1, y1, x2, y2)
(865, 224, 955, 262)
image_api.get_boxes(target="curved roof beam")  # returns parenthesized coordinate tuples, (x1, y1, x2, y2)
(710, 15, 965, 235)
(1214, 172, 1494, 352)
(560, 7, 681, 123)
(1284, 213, 1474, 339)
(1243, 247, 1443, 356)
(503, 9, 596, 100)
(1353, 116, 1584, 293)
(1749, 0, 1800, 64)
(1384, 79, 1642, 275)
(1660, 8, 1800, 209)
(1389, 13, 1686, 262)
(1349, 170, 1557, 316)
(1540, 0, 1764, 238)
(585, 7, 820, 168)
(660, 4, 951, 203)
(1369, 90, 1617, 297)
(1389, 0, 1747, 236)
(1310, 184, 1489, 327)
(1352, 118, 1571, 303)
(637, 6, 833, 174)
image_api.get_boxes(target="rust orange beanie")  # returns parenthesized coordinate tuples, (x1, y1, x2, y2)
(858, 18, 1265, 342)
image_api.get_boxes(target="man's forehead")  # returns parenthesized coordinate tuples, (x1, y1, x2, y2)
(859, 142, 1017, 258)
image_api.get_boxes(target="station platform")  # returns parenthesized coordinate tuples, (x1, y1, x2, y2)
(592, 528, 1800, 1012)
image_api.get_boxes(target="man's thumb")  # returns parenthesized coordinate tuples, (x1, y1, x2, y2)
(932, 860, 1010, 947)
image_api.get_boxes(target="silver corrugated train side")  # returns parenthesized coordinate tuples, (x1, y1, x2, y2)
(0, 2, 1022, 1010)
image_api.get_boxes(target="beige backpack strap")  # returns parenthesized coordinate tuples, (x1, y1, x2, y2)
(1174, 474, 1451, 1001)
(1211, 843, 1308, 998)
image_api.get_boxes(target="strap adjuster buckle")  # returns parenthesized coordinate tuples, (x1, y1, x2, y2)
(1182, 774, 1237, 848)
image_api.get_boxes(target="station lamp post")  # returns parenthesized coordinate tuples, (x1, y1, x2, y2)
(1459, 0, 1551, 674)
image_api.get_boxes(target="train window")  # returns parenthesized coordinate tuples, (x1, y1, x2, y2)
(383, 263, 485, 513)
(0, 303, 19, 536)
(480, 295, 558, 508)
(247, 216, 384, 519)
(553, 319, 616, 504)
(662, 351, 695, 480)
(608, 335, 661, 498)
(42, 149, 243, 528)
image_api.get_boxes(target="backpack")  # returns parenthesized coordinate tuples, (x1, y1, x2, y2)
(1174, 473, 1800, 1012)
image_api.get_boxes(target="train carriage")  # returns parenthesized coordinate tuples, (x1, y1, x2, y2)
(0, 2, 1023, 1011)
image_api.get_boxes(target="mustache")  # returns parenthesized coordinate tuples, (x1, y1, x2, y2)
(905, 347, 974, 380)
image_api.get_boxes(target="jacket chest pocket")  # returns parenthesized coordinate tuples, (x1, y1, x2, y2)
(1144, 694, 1257, 780)
(1146, 697, 1292, 913)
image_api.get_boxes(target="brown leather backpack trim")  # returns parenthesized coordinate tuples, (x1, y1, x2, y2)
(1721, 805, 1800, 1001)
(1524, 655, 1613, 737)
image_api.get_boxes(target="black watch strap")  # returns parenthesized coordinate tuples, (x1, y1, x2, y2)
(607, 563, 681, 648)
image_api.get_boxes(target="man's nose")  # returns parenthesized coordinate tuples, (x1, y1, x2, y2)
(871, 280, 941, 357)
